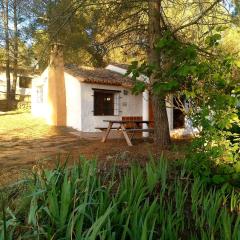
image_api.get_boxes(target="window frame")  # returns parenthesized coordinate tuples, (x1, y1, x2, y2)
(93, 88, 121, 116)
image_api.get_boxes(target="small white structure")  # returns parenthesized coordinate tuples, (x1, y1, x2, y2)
(32, 64, 145, 132)
(0, 68, 35, 100)
(31, 46, 194, 135)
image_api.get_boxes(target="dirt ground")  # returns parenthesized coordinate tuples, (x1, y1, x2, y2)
(0, 112, 188, 186)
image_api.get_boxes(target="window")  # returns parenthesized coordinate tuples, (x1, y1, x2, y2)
(173, 96, 185, 129)
(94, 90, 114, 116)
(36, 86, 43, 103)
(93, 89, 121, 116)
(19, 76, 32, 88)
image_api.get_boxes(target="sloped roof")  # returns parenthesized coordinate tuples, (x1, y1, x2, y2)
(64, 64, 132, 87)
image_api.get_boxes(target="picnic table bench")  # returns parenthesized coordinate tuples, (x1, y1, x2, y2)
(97, 120, 154, 146)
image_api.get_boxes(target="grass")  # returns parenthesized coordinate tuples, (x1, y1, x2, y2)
(0, 157, 240, 239)
(0, 111, 62, 140)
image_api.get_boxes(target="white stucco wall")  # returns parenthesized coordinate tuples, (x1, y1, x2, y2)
(80, 83, 142, 132)
(31, 69, 48, 117)
(32, 70, 82, 130)
(65, 72, 82, 131)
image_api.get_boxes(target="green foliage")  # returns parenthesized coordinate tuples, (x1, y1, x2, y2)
(131, 81, 146, 95)
(205, 33, 222, 47)
(184, 50, 240, 185)
(1, 158, 240, 239)
(128, 31, 240, 185)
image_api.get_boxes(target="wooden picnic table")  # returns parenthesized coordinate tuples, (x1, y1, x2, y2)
(100, 120, 154, 146)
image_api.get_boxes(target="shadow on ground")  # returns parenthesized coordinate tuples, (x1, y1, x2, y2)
(0, 129, 188, 186)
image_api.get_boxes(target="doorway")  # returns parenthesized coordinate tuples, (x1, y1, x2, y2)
(173, 97, 185, 129)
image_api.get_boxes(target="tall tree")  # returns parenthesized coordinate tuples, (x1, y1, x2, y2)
(115, 0, 225, 147)
(0, 0, 31, 102)
(1, 0, 11, 107)
(11, 0, 19, 100)
(102, 0, 224, 147)
(148, 0, 171, 147)
(29, 0, 111, 68)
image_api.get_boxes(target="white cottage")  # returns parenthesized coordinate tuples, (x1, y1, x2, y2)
(32, 44, 193, 136)
(32, 64, 146, 131)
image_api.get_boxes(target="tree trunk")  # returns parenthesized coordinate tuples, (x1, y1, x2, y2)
(2, 0, 11, 109)
(148, 0, 171, 148)
(11, 0, 18, 101)
(152, 94, 171, 147)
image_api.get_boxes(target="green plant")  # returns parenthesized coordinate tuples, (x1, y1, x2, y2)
(128, 30, 240, 186)
(0, 157, 240, 239)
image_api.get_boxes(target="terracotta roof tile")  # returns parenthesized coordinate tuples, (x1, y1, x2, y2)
(64, 64, 133, 87)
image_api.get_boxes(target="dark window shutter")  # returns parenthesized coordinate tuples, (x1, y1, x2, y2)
(94, 91, 114, 116)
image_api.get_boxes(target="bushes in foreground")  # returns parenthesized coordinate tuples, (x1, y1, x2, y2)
(0, 158, 240, 240)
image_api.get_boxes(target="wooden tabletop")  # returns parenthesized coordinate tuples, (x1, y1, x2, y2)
(103, 120, 153, 124)
(101, 119, 154, 146)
